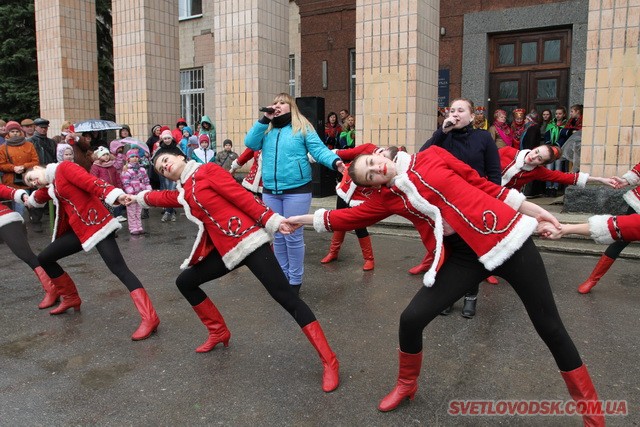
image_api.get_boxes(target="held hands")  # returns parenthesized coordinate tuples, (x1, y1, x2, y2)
(612, 176, 630, 189)
(537, 220, 564, 239)
(122, 195, 138, 206)
(336, 160, 345, 174)
(278, 220, 302, 235)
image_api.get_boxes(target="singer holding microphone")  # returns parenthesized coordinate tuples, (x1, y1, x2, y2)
(411, 98, 501, 319)
(245, 93, 344, 295)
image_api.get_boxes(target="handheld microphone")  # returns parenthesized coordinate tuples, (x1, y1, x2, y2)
(259, 107, 275, 114)
(443, 121, 455, 129)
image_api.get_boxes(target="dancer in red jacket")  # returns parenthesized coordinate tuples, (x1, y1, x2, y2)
(0, 184, 57, 308)
(541, 211, 640, 243)
(24, 162, 159, 341)
(287, 146, 603, 426)
(132, 147, 339, 392)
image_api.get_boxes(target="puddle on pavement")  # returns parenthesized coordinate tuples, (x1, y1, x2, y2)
(80, 363, 134, 389)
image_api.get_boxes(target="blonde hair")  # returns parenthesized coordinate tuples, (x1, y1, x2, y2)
(266, 93, 312, 136)
(61, 120, 73, 133)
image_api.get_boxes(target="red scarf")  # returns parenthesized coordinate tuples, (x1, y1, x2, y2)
(494, 122, 517, 147)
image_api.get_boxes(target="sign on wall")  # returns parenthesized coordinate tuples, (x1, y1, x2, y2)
(438, 69, 450, 108)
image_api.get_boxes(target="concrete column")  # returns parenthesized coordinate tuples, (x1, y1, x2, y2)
(112, 0, 180, 140)
(581, 0, 640, 176)
(34, 0, 100, 132)
(213, 0, 290, 148)
(355, 0, 439, 152)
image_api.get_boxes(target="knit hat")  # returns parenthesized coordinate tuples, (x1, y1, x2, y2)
(94, 146, 110, 159)
(126, 148, 140, 158)
(5, 121, 22, 133)
(223, 139, 232, 147)
(159, 125, 171, 133)
(198, 134, 210, 145)
(160, 130, 173, 140)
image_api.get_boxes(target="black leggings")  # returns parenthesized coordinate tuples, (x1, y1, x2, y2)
(38, 230, 143, 292)
(603, 206, 634, 259)
(0, 221, 40, 270)
(336, 196, 369, 238)
(176, 243, 316, 327)
(399, 235, 582, 372)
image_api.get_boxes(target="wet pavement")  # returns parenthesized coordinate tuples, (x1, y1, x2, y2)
(1, 211, 638, 426)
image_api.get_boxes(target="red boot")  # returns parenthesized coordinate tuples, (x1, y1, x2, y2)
(49, 273, 82, 315)
(485, 275, 499, 285)
(561, 364, 605, 426)
(34, 266, 59, 309)
(192, 297, 231, 352)
(302, 321, 340, 392)
(358, 236, 375, 271)
(408, 252, 433, 275)
(378, 350, 423, 412)
(578, 255, 615, 294)
(130, 288, 160, 341)
(320, 231, 346, 263)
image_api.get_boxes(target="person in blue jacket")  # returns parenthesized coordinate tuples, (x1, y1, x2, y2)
(245, 93, 343, 294)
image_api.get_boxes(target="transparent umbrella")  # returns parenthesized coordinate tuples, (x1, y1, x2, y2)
(120, 137, 150, 156)
(74, 119, 122, 133)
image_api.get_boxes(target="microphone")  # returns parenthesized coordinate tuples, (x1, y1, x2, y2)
(443, 121, 455, 129)
(259, 107, 275, 114)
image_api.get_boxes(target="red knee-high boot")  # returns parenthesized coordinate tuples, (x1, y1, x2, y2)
(561, 364, 605, 426)
(358, 236, 375, 271)
(129, 288, 160, 341)
(320, 231, 346, 263)
(49, 273, 82, 315)
(302, 320, 340, 392)
(577, 254, 615, 294)
(408, 252, 433, 275)
(378, 350, 423, 412)
(34, 266, 59, 309)
(192, 297, 231, 352)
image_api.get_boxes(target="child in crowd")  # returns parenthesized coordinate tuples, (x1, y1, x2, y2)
(121, 149, 151, 235)
(192, 134, 216, 164)
(56, 143, 74, 163)
(90, 146, 126, 222)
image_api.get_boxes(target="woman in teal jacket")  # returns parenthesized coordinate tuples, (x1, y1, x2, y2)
(245, 93, 342, 294)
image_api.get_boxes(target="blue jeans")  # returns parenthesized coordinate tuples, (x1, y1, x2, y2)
(262, 192, 312, 286)
(159, 176, 177, 214)
(546, 159, 567, 190)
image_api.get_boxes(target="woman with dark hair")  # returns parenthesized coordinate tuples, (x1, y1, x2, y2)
(324, 112, 342, 149)
(133, 148, 340, 392)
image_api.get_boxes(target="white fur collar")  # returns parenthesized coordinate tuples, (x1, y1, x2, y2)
(501, 149, 534, 186)
(45, 163, 59, 184)
(179, 160, 201, 185)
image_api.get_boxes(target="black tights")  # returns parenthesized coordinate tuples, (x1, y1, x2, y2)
(603, 206, 634, 259)
(176, 243, 316, 327)
(336, 196, 369, 238)
(0, 221, 40, 270)
(399, 235, 582, 372)
(38, 230, 143, 292)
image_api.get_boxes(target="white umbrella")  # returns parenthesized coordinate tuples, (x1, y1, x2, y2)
(74, 119, 122, 133)
(120, 137, 150, 156)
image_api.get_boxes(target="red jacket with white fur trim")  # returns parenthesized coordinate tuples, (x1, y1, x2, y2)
(314, 146, 537, 286)
(499, 147, 588, 190)
(231, 148, 263, 194)
(138, 161, 282, 270)
(588, 213, 640, 244)
(621, 162, 640, 213)
(28, 162, 124, 251)
(0, 184, 27, 228)
(334, 143, 381, 206)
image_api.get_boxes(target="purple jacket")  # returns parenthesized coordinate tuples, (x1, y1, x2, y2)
(120, 164, 152, 195)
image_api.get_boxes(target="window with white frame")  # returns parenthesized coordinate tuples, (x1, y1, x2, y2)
(349, 48, 356, 116)
(179, 0, 202, 19)
(180, 68, 205, 127)
(289, 54, 296, 97)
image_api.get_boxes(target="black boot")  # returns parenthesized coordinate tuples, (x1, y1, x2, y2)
(461, 294, 477, 318)
(439, 304, 453, 316)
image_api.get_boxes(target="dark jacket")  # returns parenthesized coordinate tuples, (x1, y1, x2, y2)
(29, 132, 57, 165)
(420, 125, 501, 184)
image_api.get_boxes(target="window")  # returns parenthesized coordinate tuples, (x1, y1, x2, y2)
(349, 48, 356, 116)
(179, 0, 202, 20)
(180, 68, 205, 127)
(289, 54, 296, 97)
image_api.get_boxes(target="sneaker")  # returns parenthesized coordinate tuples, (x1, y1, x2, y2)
(141, 209, 149, 219)
(170, 213, 177, 222)
(161, 212, 171, 222)
(116, 216, 127, 222)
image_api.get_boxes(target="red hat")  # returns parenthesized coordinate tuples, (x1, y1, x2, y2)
(159, 125, 171, 133)
(494, 109, 507, 118)
(5, 121, 22, 133)
(513, 108, 526, 119)
(198, 134, 210, 144)
(160, 130, 173, 140)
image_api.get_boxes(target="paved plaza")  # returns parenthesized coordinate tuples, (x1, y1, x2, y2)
(1, 210, 638, 426)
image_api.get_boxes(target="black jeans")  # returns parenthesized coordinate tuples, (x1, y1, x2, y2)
(175, 243, 316, 327)
(399, 235, 582, 372)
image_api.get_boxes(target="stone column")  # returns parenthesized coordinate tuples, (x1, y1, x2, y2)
(34, 0, 100, 132)
(213, 0, 290, 148)
(581, 0, 640, 176)
(355, 0, 439, 152)
(112, 0, 180, 140)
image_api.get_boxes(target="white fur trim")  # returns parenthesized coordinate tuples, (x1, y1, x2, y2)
(229, 159, 240, 173)
(81, 219, 122, 252)
(136, 190, 151, 209)
(504, 189, 525, 210)
(394, 151, 412, 174)
(501, 150, 529, 186)
(28, 192, 47, 208)
(349, 199, 364, 207)
(221, 229, 272, 270)
(479, 215, 537, 271)
(394, 174, 443, 287)
(45, 163, 58, 184)
(0, 212, 23, 227)
(12, 189, 27, 204)
(313, 209, 330, 232)
(48, 185, 59, 242)
(623, 190, 640, 214)
(336, 181, 357, 204)
(576, 172, 589, 187)
(264, 213, 284, 236)
(104, 188, 125, 206)
(180, 160, 201, 183)
(588, 215, 615, 244)
(177, 186, 204, 270)
(622, 170, 640, 186)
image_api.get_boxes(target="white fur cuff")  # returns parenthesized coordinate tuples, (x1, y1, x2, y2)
(622, 170, 640, 186)
(588, 215, 615, 244)
(576, 172, 589, 187)
(504, 189, 526, 210)
(136, 190, 151, 209)
(13, 189, 27, 204)
(105, 188, 125, 206)
(313, 209, 330, 232)
(28, 193, 47, 208)
(264, 213, 283, 235)
(623, 191, 640, 214)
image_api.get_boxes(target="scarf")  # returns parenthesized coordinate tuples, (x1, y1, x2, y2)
(493, 121, 516, 147)
(272, 113, 292, 128)
(511, 121, 526, 142)
(93, 159, 115, 168)
(5, 136, 26, 146)
(546, 121, 565, 146)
